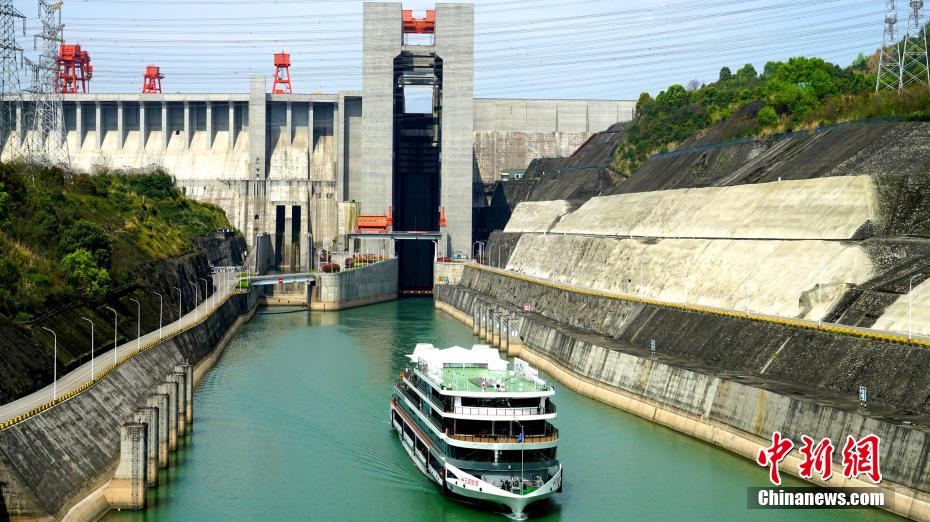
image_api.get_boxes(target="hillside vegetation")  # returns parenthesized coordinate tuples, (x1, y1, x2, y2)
(613, 52, 930, 175)
(0, 163, 230, 321)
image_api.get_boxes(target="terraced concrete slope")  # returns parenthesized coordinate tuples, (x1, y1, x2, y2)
(874, 279, 930, 338)
(506, 234, 872, 320)
(552, 176, 876, 240)
(503, 200, 574, 233)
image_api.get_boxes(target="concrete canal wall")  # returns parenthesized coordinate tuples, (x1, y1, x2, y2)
(435, 267, 930, 520)
(434, 262, 466, 286)
(0, 289, 260, 521)
(310, 259, 398, 310)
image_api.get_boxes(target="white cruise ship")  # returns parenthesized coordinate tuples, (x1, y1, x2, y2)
(390, 344, 563, 519)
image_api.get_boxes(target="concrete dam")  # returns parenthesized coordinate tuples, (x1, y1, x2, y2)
(0, 2, 634, 292)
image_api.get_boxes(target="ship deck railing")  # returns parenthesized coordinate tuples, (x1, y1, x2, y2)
(448, 429, 559, 444)
(407, 375, 556, 417)
(453, 403, 555, 417)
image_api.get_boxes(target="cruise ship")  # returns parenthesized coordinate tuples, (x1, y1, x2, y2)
(390, 344, 563, 519)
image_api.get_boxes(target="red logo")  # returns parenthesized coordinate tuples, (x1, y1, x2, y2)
(841, 434, 882, 483)
(756, 431, 794, 485)
(758, 433, 882, 486)
(798, 436, 834, 480)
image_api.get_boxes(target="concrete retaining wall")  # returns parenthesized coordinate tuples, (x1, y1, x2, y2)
(0, 290, 258, 521)
(506, 233, 873, 320)
(434, 279, 930, 520)
(450, 265, 930, 416)
(874, 279, 930, 339)
(310, 259, 398, 310)
(472, 98, 637, 183)
(553, 176, 877, 240)
(503, 200, 573, 234)
(434, 262, 466, 286)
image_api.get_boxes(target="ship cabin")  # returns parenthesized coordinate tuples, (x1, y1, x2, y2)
(392, 344, 559, 463)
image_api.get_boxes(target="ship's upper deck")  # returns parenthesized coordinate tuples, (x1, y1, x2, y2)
(407, 344, 553, 396)
(437, 366, 549, 393)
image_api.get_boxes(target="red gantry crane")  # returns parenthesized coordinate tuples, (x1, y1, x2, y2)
(272, 52, 293, 94)
(142, 65, 164, 94)
(56, 44, 93, 93)
(402, 9, 435, 33)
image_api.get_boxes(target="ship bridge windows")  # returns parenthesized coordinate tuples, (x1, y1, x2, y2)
(460, 397, 543, 409)
(452, 418, 552, 438)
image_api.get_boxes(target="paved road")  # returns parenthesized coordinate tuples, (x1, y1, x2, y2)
(0, 269, 243, 424)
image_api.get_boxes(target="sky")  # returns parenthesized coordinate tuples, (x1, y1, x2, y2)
(11, 0, 887, 99)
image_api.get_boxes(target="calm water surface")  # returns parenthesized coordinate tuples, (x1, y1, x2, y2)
(105, 299, 895, 521)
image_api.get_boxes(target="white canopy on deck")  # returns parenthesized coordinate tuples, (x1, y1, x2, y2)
(407, 344, 509, 383)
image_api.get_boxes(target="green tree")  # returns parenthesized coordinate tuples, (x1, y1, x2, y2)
(60, 220, 112, 268)
(126, 171, 180, 200)
(757, 106, 778, 127)
(851, 52, 868, 70)
(719, 67, 732, 81)
(655, 84, 690, 107)
(61, 249, 110, 301)
(636, 92, 654, 113)
(737, 63, 757, 80)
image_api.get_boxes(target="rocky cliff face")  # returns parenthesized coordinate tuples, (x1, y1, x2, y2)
(192, 230, 247, 267)
(0, 233, 242, 404)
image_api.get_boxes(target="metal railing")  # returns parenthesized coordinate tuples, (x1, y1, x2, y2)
(449, 428, 559, 444)
(453, 402, 555, 417)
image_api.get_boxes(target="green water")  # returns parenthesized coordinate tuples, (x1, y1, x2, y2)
(105, 299, 895, 521)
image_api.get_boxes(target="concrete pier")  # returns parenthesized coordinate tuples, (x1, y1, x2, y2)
(175, 363, 194, 426)
(157, 381, 179, 451)
(133, 407, 160, 487)
(105, 423, 147, 511)
(170, 372, 188, 437)
(147, 393, 170, 468)
(310, 259, 398, 310)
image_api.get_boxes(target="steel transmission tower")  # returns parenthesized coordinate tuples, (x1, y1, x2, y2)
(901, 0, 930, 90)
(877, 0, 903, 91)
(0, 1, 25, 155)
(26, 0, 68, 166)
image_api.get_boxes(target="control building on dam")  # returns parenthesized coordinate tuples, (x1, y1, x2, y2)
(0, 3, 635, 290)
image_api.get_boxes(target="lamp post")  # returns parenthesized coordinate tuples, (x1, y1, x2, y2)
(80, 317, 95, 380)
(41, 326, 57, 400)
(128, 298, 141, 351)
(153, 291, 163, 339)
(909, 274, 922, 340)
(190, 281, 200, 321)
(200, 277, 209, 311)
(105, 306, 118, 365)
(172, 286, 182, 322)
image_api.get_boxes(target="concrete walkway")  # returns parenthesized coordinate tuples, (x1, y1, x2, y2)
(0, 270, 242, 425)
